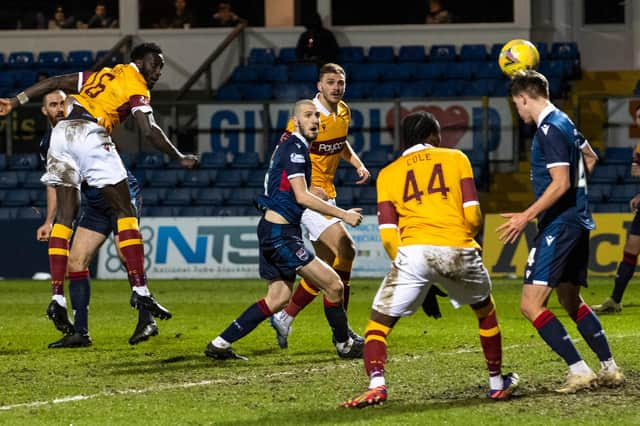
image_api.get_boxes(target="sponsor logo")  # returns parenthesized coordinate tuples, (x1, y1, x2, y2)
(295, 247, 309, 261)
(289, 153, 306, 164)
(311, 140, 346, 155)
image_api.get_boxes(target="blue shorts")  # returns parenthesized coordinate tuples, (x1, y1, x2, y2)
(77, 170, 141, 237)
(257, 217, 315, 282)
(524, 222, 589, 288)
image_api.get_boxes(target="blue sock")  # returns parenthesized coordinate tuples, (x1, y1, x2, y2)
(220, 299, 271, 344)
(69, 270, 90, 335)
(574, 304, 612, 362)
(533, 309, 582, 366)
(323, 299, 349, 343)
(612, 252, 636, 303)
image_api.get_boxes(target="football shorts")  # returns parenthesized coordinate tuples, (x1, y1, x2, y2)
(258, 217, 315, 282)
(301, 198, 342, 241)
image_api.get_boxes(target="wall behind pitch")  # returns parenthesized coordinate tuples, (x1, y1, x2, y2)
(0, 219, 49, 278)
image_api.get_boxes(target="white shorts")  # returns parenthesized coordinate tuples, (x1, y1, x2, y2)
(41, 120, 127, 190)
(371, 245, 492, 318)
(301, 198, 342, 241)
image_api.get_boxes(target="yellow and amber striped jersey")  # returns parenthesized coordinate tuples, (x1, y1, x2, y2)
(377, 145, 481, 249)
(284, 94, 350, 199)
(71, 63, 152, 133)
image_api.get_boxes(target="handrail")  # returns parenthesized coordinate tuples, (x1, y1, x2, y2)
(175, 20, 247, 100)
(91, 34, 134, 71)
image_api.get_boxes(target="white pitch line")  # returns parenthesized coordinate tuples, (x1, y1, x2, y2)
(1, 331, 637, 412)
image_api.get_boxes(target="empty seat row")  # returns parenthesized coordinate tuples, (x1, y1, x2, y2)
(0, 50, 123, 70)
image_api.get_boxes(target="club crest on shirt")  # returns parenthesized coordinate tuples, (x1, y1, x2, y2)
(295, 248, 309, 261)
(290, 153, 306, 163)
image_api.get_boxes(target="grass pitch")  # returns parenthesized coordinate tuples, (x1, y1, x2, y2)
(0, 278, 638, 425)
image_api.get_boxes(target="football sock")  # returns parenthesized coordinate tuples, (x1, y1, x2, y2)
(69, 270, 90, 335)
(532, 309, 582, 366)
(284, 279, 320, 317)
(116, 217, 147, 289)
(364, 319, 391, 387)
(220, 298, 272, 344)
(611, 251, 636, 303)
(49, 224, 72, 297)
(571, 303, 613, 362)
(473, 296, 502, 377)
(332, 257, 353, 310)
(323, 298, 349, 343)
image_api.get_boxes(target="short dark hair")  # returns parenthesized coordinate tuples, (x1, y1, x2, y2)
(131, 43, 163, 61)
(401, 111, 440, 148)
(318, 63, 346, 81)
(509, 70, 549, 99)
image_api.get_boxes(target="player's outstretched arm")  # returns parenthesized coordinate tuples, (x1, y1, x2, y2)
(289, 176, 362, 227)
(341, 142, 370, 184)
(0, 73, 79, 116)
(133, 110, 198, 168)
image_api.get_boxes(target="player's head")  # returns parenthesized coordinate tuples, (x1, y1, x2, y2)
(131, 42, 165, 89)
(401, 111, 441, 149)
(317, 63, 346, 106)
(41, 89, 66, 126)
(509, 70, 550, 124)
(293, 99, 320, 142)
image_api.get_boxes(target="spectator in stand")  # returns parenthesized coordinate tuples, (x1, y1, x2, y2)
(295, 12, 339, 66)
(426, 0, 452, 24)
(48, 5, 76, 29)
(87, 1, 118, 29)
(211, 1, 241, 27)
(163, 0, 195, 29)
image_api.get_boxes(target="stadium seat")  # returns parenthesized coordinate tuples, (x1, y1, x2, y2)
(230, 66, 261, 83)
(379, 63, 414, 81)
(368, 46, 395, 63)
(7, 51, 34, 68)
(14, 70, 37, 88)
(460, 80, 491, 97)
(0, 207, 13, 220)
(361, 148, 391, 166)
(0, 171, 21, 188)
(534, 42, 550, 60)
(474, 62, 503, 79)
(95, 50, 123, 67)
(551, 42, 579, 60)
(432, 80, 459, 97)
(146, 169, 180, 188)
(371, 81, 400, 99)
(215, 169, 246, 187)
(243, 83, 272, 100)
(180, 206, 215, 216)
(0, 153, 6, 170)
(447, 62, 473, 80)
(9, 153, 39, 170)
(538, 60, 567, 79)
(22, 171, 44, 189)
(489, 43, 504, 61)
(216, 83, 244, 101)
(3, 190, 30, 206)
(604, 147, 633, 165)
(29, 189, 47, 207)
(163, 188, 193, 206)
(213, 206, 251, 216)
(592, 202, 627, 213)
(233, 152, 261, 168)
(200, 152, 227, 168)
(67, 50, 94, 70)
(263, 65, 288, 83)
(248, 48, 276, 65)
(489, 79, 509, 97)
(547, 78, 564, 99)
(398, 45, 426, 63)
(15, 206, 42, 219)
(588, 164, 620, 184)
(357, 186, 378, 205)
(246, 168, 267, 187)
(194, 187, 226, 206)
(459, 44, 488, 61)
(0, 53, 4, 69)
(346, 82, 374, 99)
(37, 51, 65, 69)
(414, 63, 444, 80)
(290, 63, 317, 82)
(181, 170, 211, 187)
(272, 83, 299, 101)
(350, 64, 381, 81)
(119, 152, 135, 170)
(429, 45, 456, 62)
(278, 47, 297, 64)
(398, 80, 433, 98)
(337, 46, 365, 64)
(610, 183, 637, 203)
(141, 188, 165, 206)
(587, 184, 610, 204)
(0, 71, 16, 88)
(226, 187, 258, 206)
(334, 187, 357, 208)
(145, 206, 179, 217)
(136, 152, 165, 169)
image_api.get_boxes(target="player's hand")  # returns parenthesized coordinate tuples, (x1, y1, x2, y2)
(36, 222, 53, 241)
(355, 167, 371, 184)
(496, 212, 528, 244)
(630, 194, 640, 212)
(631, 163, 640, 178)
(343, 208, 363, 227)
(310, 186, 329, 201)
(179, 154, 199, 169)
(0, 98, 14, 116)
(422, 285, 447, 319)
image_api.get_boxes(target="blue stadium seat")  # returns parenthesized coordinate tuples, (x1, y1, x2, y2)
(194, 188, 226, 206)
(337, 46, 365, 64)
(272, 83, 298, 101)
(215, 169, 247, 187)
(368, 46, 395, 63)
(399, 80, 432, 98)
(248, 48, 276, 65)
(146, 169, 180, 188)
(489, 43, 504, 60)
(216, 83, 244, 101)
(538, 60, 567, 78)
(246, 168, 267, 187)
(0, 153, 6, 170)
(278, 47, 297, 64)
(230, 66, 261, 82)
(3, 191, 30, 206)
(213, 206, 251, 216)
(488, 79, 509, 96)
(357, 186, 378, 205)
(432, 80, 459, 97)
(346, 82, 374, 99)
(551, 42, 579, 60)
(548, 78, 564, 99)
(263, 65, 288, 83)
(119, 152, 135, 170)
(379, 63, 414, 81)
(96, 50, 123, 67)
(334, 187, 357, 208)
(226, 187, 258, 206)
(290, 63, 317, 82)
(37, 51, 65, 69)
(474, 62, 503, 79)
(361, 148, 391, 166)
(587, 184, 611, 204)
(243, 83, 273, 100)
(460, 44, 487, 61)
(592, 202, 627, 213)
(145, 206, 180, 217)
(14, 71, 37, 88)
(67, 50, 94, 70)
(414, 63, 444, 80)
(398, 45, 426, 63)
(181, 170, 211, 187)
(350, 64, 381, 81)
(200, 152, 227, 168)
(371, 82, 400, 99)
(180, 206, 215, 216)
(429, 45, 456, 62)
(163, 188, 192, 206)
(7, 51, 34, 68)
(460, 80, 491, 97)
(22, 171, 44, 189)
(604, 147, 633, 165)
(0, 71, 16, 88)
(9, 153, 39, 170)
(136, 152, 165, 169)
(588, 164, 620, 184)
(610, 183, 637, 203)
(0, 207, 14, 220)
(0, 53, 4, 69)
(447, 62, 473, 80)
(233, 152, 261, 168)
(0, 171, 20, 189)
(141, 188, 165, 206)
(535, 42, 550, 60)
(30, 189, 47, 207)
(15, 206, 42, 219)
